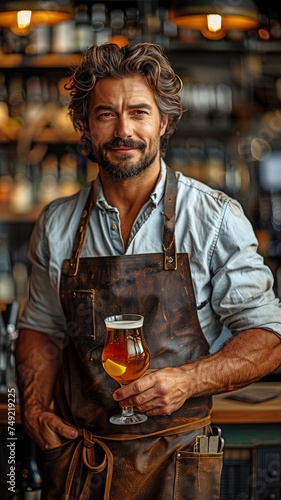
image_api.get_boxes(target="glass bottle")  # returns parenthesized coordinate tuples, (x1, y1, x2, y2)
(16, 433, 43, 500)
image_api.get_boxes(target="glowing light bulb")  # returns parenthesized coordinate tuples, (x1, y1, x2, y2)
(207, 14, 222, 32)
(17, 10, 32, 29)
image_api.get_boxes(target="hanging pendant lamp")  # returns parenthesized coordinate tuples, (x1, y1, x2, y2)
(0, 1, 74, 35)
(169, 0, 260, 40)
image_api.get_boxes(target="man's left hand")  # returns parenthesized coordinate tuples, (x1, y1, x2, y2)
(112, 367, 189, 416)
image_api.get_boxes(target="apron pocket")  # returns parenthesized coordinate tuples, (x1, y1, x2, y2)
(41, 439, 80, 500)
(42, 438, 76, 462)
(174, 450, 223, 500)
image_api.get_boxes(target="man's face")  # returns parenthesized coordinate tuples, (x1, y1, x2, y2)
(86, 75, 168, 179)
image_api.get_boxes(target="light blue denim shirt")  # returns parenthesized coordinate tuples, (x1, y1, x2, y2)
(19, 161, 281, 350)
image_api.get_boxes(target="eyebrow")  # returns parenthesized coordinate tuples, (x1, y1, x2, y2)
(93, 103, 153, 112)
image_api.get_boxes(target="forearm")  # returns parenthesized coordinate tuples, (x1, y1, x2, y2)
(15, 329, 78, 449)
(183, 328, 281, 398)
(111, 328, 281, 417)
(15, 329, 63, 422)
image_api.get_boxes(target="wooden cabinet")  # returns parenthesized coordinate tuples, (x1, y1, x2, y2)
(212, 383, 281, 499)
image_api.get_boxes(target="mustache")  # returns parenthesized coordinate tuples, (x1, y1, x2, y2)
(103, 138, 146, 150)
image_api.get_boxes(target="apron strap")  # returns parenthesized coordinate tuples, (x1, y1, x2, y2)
(65, 415, 211, 500)
(67, 184, 95, 276)
(65, 429, 114, 500)
(66, 167, 179, 276)
(162, 167, 178, 270)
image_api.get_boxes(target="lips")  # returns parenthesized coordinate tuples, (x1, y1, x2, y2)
(104, 139, 145, 151)
(110, 147, 137, 153)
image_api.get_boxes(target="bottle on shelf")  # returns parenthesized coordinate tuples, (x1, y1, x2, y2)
(122, 7, 142, 42)
(15, 432, 43, 500)
(25, 25, 51, 55)
(91, 3, 111, 45)
(12, 262, 29, 306)
(0, 72, 20, 140)
(110, 9, 125, 35)
(59, 153, 80, 197)
(108, 9, 129, 47)
(9, 161, 33, 214)
(24, 75, 44, 126)
(0, 72, 10, 127)
(0, 234, 15, 305)
(75, 3, 94, 52)
(52, 19, 76, 54)
(53, 77, 73, 136)
(156, 7, 177, 46)
(38, 154, 60, 205)
(0, 150, 13, 208)
(8, 74, 25, 127)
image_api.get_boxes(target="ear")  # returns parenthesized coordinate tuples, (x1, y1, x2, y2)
(160, 115, 168, 137)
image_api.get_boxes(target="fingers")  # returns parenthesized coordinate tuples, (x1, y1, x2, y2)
(135, 399, 173, 417)
(133, 388, 173, 416)
(31, 412, 78, 449)
(113, 372, 154, 401)
(113, 367, 188, 417)
(114, 382, 172, 416)
(47, 414, 78, 440)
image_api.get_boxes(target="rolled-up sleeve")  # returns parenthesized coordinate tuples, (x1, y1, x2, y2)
(18, 208, 67, 338)
(211, 198, 281, 338)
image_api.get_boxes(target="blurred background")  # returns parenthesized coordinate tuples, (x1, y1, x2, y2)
(0, 2, 281, 499)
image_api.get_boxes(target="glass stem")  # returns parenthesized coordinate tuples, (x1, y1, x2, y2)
(118, 385, 134, 417)
(122, 406, 134, 417)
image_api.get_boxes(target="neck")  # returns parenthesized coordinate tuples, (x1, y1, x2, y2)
(99, 162, 160, 209)
(99, 163, 161, 247)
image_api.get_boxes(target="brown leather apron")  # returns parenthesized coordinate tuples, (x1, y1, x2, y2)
(42, 168, 222, 499)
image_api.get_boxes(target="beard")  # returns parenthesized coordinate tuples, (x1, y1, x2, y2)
(89, 137, 158, 179)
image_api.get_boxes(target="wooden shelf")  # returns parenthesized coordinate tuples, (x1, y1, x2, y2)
(0, 205, 44, 222)
(0, 52, 82, 69)
(212, 382, 281, 424)
(0, 125, 80, 144)
(0, 39, 281, 70)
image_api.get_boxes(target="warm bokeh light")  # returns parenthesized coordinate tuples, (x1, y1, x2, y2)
(207, 14, 222, 32)
(258, 28, 270, 40)
(17, 10, 32, 29)
(108, 35, 129, 47)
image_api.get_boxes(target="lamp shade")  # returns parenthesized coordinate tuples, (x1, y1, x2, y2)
(169, 0, 260, 31)
(0, 1, 74, 27)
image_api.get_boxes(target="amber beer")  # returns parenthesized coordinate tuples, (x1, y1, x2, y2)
(102, 316, 150, 385)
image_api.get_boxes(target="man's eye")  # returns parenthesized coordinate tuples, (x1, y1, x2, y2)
(98, 112, 113, 118)
(133, 110, 147, 116)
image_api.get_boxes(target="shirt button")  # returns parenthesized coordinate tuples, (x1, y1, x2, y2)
(111, 223, 117, 230)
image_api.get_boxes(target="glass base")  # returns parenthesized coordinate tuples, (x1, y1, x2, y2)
(109, 412, 148, 425)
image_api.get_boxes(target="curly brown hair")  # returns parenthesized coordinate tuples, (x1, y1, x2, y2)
(66, 42, 183, 158)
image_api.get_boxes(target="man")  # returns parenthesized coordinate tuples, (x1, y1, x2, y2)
(16, 43, 281, 500)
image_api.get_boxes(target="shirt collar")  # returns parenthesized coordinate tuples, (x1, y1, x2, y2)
(94, 160, 168, 210)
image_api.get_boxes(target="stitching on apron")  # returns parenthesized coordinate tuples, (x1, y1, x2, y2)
(175, 453, 180, 500)
(198, 456, 201, 492)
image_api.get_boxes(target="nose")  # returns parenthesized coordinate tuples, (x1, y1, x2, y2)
(114, 115, 132, 138)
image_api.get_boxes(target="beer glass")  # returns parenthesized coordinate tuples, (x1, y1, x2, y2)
(102, 314, 150, 425)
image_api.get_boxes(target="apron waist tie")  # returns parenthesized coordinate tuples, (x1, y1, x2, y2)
(65, 415, 211, 500)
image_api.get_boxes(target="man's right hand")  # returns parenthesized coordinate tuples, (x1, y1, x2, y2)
(16, 330, 78, 449)
(24, 410, 79, 450)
